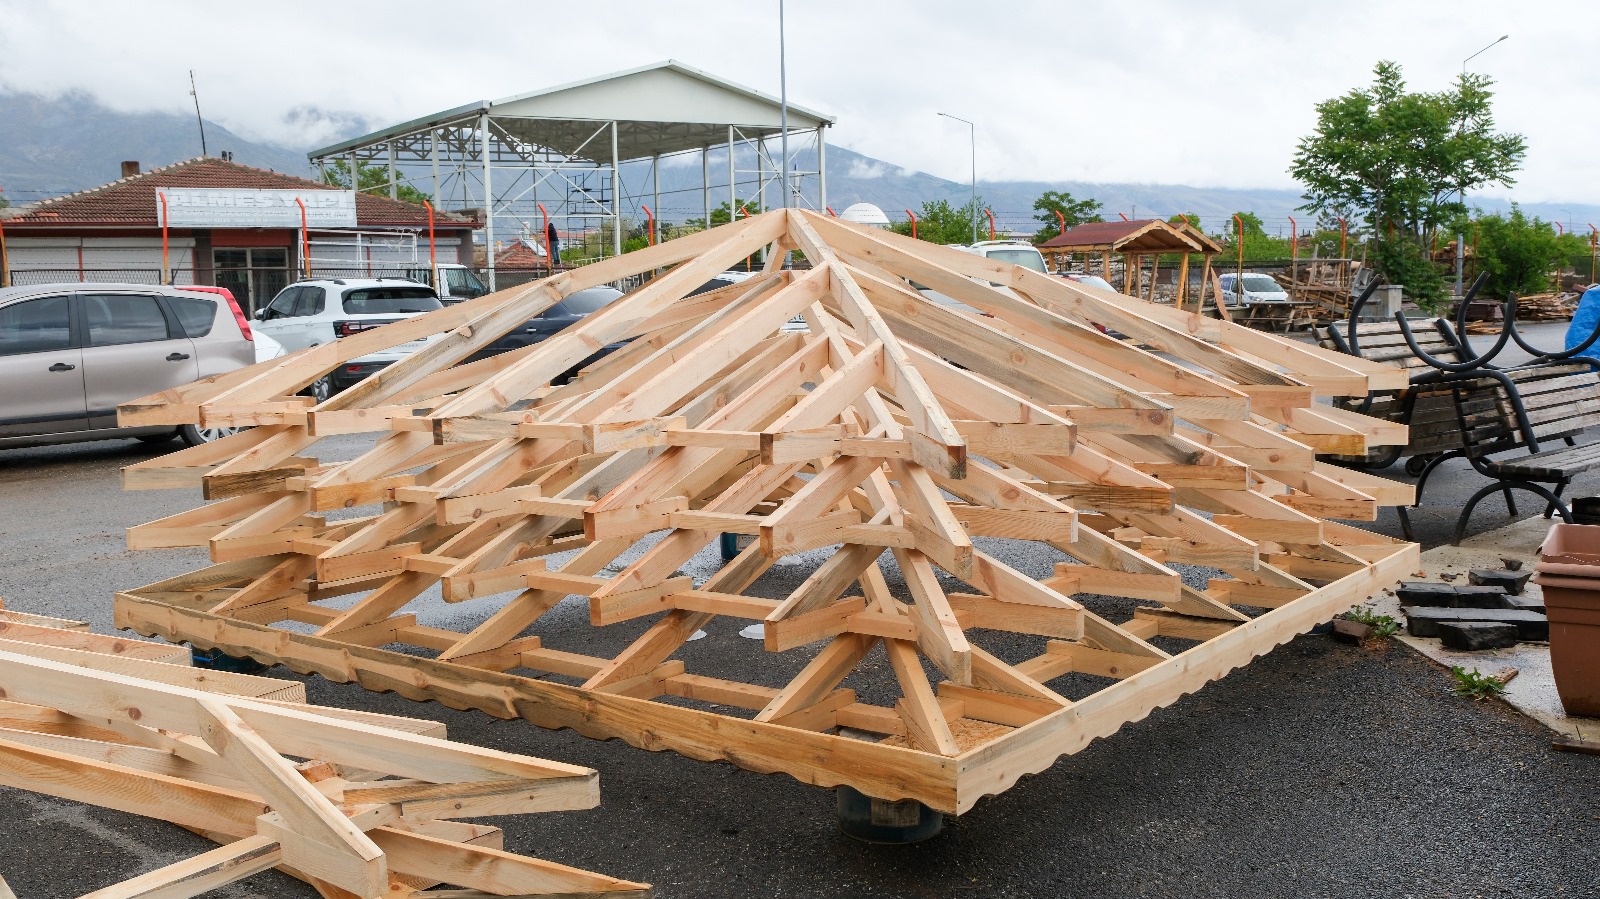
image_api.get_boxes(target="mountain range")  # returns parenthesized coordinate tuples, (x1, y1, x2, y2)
(4, 89, 1595, 237)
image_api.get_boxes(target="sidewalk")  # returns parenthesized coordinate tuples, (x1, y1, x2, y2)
(1362, 514, 1600, 743)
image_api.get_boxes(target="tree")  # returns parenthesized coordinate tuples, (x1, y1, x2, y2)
(320, 159, 432, 206)
(1228, 211, 1267, 238)
(1030, 190, 1103, 243)
(1290, 61, 1526, 307)
(889, 197, 986, 245)
(1469, 206, 1588, 298)
(686, 200, 764, 230)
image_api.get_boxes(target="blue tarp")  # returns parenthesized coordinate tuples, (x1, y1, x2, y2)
(1565, 285, 1600, 362)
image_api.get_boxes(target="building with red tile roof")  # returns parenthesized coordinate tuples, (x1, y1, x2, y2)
(0, 157, 478, 312)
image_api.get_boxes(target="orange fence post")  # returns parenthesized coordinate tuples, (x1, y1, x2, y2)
(641, 204, 655, 246)
(905, 209, 917, 240)
(984, 208, 995, 241)
(294, 198, 311, 278)
(159, 191, 171, 284)
(0, 216, 8, 288)
(1288, 215, 1298, 300)
(826, 206, 836, 217)
(1054, 210, 1065, 235)
(1233, 214, 1245, 306)
(422, 199, 437, 281)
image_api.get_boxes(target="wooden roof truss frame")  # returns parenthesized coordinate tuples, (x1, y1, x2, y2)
(113, 210, 1416, 815)
(0, 605, 648, 899)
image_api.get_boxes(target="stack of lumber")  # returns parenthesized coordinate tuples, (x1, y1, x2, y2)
(111, 209, 1417, 815)
(1271, 273, 1353, 319)
(1516, 291, 1578, 321)
(0, 599, 648, 899)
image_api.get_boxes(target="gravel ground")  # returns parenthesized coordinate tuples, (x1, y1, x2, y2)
(2, 365, 1598, 897)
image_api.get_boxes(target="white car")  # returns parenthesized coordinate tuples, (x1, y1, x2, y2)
(1217, 273, 1289, 307)
(915, 240, 1049, 314)
(254, 278, 444, 400)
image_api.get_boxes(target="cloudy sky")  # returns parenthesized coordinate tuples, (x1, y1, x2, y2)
(2, 0, 1595, 203)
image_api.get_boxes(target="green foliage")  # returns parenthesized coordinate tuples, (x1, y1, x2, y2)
(1341, 606, 1400, 639)
(320, 159, 432, 206)
(1232, 211, 1267, 237)
(1213, 211, 1295, 263)
(1467, 206, 1589, 298)
(686, 200, 765, 231)
(1291, 61, 1526, 294)
(1374, 237, 1449, 309)
(1451, 666, 1508, 701)
(889, 197, 987, 245)
(1030, 190, 1103, 243)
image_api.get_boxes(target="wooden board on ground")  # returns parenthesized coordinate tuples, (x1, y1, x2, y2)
(0, 616, 648, 899)
(112, 209, 1415, 815)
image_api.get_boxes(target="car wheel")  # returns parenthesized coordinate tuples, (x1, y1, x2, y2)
(178, 423, 245, 447)
(136, 431, 181, 446)
(302, 375, 334, 404)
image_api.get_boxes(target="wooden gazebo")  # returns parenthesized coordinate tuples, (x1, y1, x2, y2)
(1039, 219, 1221, 313)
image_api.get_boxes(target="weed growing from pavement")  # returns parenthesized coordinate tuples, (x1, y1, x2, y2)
(1342, 606, 1401, 639)
(1451, 666, 1508, 700)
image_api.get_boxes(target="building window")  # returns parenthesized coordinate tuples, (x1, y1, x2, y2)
(214, 247, 290, 316)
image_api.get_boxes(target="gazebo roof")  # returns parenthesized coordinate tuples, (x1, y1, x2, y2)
(1038, 219, 1203, 255)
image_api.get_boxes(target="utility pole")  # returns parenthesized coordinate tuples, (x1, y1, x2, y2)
(189, 70, 208, 157)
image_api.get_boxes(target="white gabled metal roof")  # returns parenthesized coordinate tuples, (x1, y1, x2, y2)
(309, 60, 834, 164)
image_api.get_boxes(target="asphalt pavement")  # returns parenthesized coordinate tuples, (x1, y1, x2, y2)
(1, 347, 1598, 896)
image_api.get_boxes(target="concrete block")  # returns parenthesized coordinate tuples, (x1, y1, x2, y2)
(1404, 607, 1549, 641)
(1468, 568, 1532, 595)
(1395, 582, 1507, 609)
(1437, 621, 1520, 651)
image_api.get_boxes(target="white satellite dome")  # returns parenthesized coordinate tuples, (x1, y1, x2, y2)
(839, 202, 891, 228)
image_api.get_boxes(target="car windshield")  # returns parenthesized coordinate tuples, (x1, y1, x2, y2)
(1241, 274, 1282, 293)
(986, 249, 1048, 273)
(341, 287, 443, 315)
(561, 290, 618, 315)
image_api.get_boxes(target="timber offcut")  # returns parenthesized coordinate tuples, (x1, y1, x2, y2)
(112, 209, 1418, 814)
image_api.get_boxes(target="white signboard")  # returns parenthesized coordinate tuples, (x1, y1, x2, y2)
(156, 188, 358, 228)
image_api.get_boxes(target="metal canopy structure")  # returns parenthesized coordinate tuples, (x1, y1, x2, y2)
(308, 60, 835, 289)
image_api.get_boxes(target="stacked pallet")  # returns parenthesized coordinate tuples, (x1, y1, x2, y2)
(0, 600, 648, 899)
(1271, 273, 1353, 319)
(111, 210, 1416, 815)
(1516, 291, 1578, 321)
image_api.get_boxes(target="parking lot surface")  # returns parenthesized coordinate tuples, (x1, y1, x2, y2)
(1, 423, 1596, 898)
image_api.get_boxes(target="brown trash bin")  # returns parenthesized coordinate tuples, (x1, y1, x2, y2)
(1535, 524, 1600, 717)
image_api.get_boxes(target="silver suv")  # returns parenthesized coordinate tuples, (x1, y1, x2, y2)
(0, 283, 256, 450)
(254, 278, 444, 399)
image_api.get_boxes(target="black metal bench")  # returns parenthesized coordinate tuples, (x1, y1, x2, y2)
(1444, 373, 1600, 543)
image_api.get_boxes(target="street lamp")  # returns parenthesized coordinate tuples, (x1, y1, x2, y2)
(1456, 35, 1508, 298)
(1463, 34, 1509, 74)
(778, 0, 790, 210)
(937, 112, 977, 244)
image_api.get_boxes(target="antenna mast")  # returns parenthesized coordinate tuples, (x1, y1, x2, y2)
(189, 70, 208, 157)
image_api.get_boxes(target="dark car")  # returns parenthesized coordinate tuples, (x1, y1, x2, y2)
(463, 286, 625, 382)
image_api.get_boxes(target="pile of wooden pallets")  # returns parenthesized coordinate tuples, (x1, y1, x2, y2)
(1271, 273, 1354, 320)
(0, 600, 648, 899)
(1516, 291, 1578, 321)
(110, 209, 1417, 815)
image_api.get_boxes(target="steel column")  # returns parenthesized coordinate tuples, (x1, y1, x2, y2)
(482, 113, 495, 292)
(611, 121, 622, 257)
(817, 127, 827, 211)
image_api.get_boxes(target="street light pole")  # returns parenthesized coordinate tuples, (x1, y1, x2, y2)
(778, 0, 790, 210)
(1457, 34, 1508, 299)
(1463, 34, 1509, 74)
(938, 112, 977, 244)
